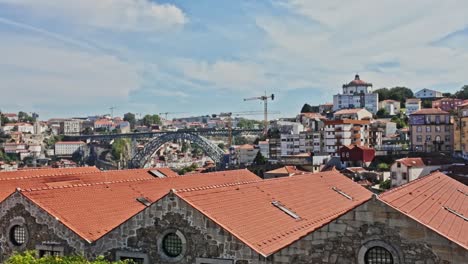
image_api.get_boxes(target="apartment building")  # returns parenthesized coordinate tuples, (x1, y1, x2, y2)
(333, 108, 372, 120)
(60, 119, 82, 135)
(432, 98, 464, 112)
(54, 141, 86, 156)
(324, 119, 370, 156)
(415, 88, 443, 99)
(409, 108, 453, 152)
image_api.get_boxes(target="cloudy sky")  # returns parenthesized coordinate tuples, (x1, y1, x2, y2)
(0, 0, 467, 119)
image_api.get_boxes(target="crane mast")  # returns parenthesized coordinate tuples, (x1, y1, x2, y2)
(243, 93, 275, 135)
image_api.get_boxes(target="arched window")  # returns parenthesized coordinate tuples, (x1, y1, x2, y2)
(364, 246, 394, 264)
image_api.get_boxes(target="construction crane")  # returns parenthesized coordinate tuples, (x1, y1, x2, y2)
(158, 112, 187, 120)
(219, 110, 280, 147)
(243, 93, 275, 134)
(109, 106, 118, 119)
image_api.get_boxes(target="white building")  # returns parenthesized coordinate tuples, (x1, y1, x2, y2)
(61, 120, 82, 135)
(324, 120, 370, 156)
(390, 158, 443, 187)
(54, 141, 85, 156)
(405, 98, 422, 116)
(378, 100, 401, 115)
(230, 144, 259, 166)
(333, 74, 379, 114)
(415, 88, 443, 99)
(333, 108, 373, 120)
(1, 123, 34, 134)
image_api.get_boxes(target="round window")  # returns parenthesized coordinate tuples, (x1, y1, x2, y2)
(365, 246, 394, 264)
(162, 233, 183, 258)
(10, 225, 27, 246)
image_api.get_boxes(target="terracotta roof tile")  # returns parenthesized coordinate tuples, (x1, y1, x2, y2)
(19, 169, 260, 242)
(175, 171, 372, 256)
(379, 171, 468, 250)
(411, 108, 449, 115)
(334, 108, 365, 115)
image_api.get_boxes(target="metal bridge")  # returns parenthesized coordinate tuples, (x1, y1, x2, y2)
(64, 128, 262, 141)
(64, 128, 262, 168)
(129, 132, 226, 168)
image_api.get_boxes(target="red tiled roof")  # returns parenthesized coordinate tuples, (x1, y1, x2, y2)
(265, 166, 309, 176)
(0, 167, 99, 180)
(325, 119, 370, 125)
(410, 108, 449, 115)
(301, 112, 326, 119)
(19, 169, 260, 242)
(176, 171, 373, 256)
(334, 108, 365, 115)
(343, 75, 372, 87)
(379, 171, 468, 250)
(396, 158, 425, 167)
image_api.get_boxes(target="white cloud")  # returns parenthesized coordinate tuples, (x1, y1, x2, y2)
(0, 34, 141, 106)
(173, 59, 271, 92)
(0, 0, 187, 32)
(253, 0, 468, 93)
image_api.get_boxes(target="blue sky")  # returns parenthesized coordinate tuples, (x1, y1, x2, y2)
(0, 0, 467, 119)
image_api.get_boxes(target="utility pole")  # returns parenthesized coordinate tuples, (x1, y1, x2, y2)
(243, 93, 275, 135)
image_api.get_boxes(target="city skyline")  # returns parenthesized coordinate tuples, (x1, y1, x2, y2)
(1, 0, 468, 119)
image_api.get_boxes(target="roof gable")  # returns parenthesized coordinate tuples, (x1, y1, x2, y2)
(175, 171, 372, 256)
(379, 171, 468, 250)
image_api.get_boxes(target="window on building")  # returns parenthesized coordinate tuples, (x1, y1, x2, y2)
(116, 251, 148, 264)
(426, 135, 431, 141)
(445, 135, 450, 142)
(417, 126, 422, 132)
(396, 162, 401, 168)
(162, 233, 183, 258)
(391, 172, 396, 179)
(446, 125, 450, 132)
(364, 246, 394, 264)
(10, 225, 27, 246)
(435, 126, 441, 132)
(36, 244, 64, 258)
(402, 173, 407, 180)
(435, 115, 440, 124)
(195, 258, 233, 264)
(426, 126, 431, 132)
(417, 135, 422, 142)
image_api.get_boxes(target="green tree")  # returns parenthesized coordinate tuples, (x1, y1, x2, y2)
(454, 85, 468, 99)
(377, 163, 390, 172)
(374, 88, 391, 101)
(217, 143, 226, 150)
(375, 87, 414, 107)
(379, 179, 391, 190)
(253, 151, 267, 165)
(300, 104, 318, 113)
(142, 114, 162, 126)
(123, 112, 136, 128)
(111, 138, 131, 161)
(5, 251, 129, 264)
(376, 108, 389, 118)
(0, 113, 10, 125)
(18, 111, 34, 122)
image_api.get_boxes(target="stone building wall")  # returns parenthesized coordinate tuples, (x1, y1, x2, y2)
(1, 191, 466, 264)
(0, 192, 87, 261)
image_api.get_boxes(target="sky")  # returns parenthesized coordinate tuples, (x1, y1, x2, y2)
(0, 0, 467, 120)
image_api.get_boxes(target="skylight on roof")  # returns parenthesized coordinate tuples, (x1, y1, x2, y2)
(443, 206, 468, 221)
(272, 201, 300, 220)
(149, 170, 167, 178)
(332, 187, 353, 200)
(136, 197, 151, 207)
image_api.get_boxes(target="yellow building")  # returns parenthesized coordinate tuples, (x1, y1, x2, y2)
(454, 102, 468, 159)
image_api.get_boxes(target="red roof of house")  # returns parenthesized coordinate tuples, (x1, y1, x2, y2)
(334, 108, 366, 115)
(396, 158, 425, 167)
(325, 119, 370, 125)
(379, 171, 468, 250)
(410, 108, 449, 115)
(265, 166, 309, 176)
(301, 112, 326, 119)
(176, 171, 372, 256)
(0, 167, 99, 180)
(18, 169, 260, 242)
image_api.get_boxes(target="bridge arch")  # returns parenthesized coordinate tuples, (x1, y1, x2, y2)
(129, 133, 225, 168)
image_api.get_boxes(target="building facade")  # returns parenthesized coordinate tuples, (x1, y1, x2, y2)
(60, 120, 82, 135)
(54, 141, 86, 156)
(454, 102, 468, 160)
(432, 97, 463, 112)
(333, 75, 379, 114)
(409, 108, 453, 152)
(390, 158, 441, 187)
(324, 120, 370, 156)
(414, 88, 443, 99)
(378, 100, 401, 115)
(405, 98, 421, 116)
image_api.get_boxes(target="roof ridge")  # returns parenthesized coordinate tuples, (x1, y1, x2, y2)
(379, 170, 443, 198)
(0, 166, 96, 173)
(175, 179, 264, 193)
(20, 177, 156, 192)
(0, 169, 101, 182)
